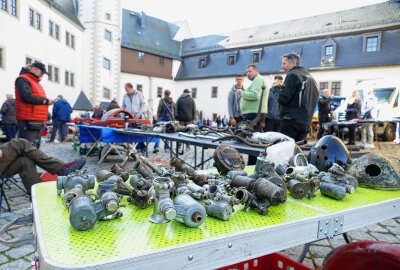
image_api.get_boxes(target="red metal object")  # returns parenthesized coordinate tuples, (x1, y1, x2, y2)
(89, 109, 151, 128)
(217, 252, 312, 270)
(40, 172, 58, 182)
(323, 241, 400, 270)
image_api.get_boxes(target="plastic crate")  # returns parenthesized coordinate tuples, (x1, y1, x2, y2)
(217, 252, 313, 270)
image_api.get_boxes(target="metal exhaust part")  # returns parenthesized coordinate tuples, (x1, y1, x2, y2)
(149, 177, 176, 224)
(253, 178, 286, 206)
(174, 194, 206, 228)
(213, 144, 245, 175)
(287, 179, 310, 199)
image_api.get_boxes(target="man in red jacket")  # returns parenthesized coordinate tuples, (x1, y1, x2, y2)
(15, 62, 54, 148)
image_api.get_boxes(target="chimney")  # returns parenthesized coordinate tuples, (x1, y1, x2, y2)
(139, 11, 146, 28)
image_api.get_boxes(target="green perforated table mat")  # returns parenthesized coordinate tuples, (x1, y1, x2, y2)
(33, 182, 324, 266)
(32, 174, 400, 267)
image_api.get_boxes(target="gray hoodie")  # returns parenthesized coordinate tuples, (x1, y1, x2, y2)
(228, 85, 243, 118)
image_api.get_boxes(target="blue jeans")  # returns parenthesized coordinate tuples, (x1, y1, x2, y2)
(3, 123, 17, 142)
(50, 119, 68, 142)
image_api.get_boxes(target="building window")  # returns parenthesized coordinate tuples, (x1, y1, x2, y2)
(54, 67, 59, 83)
(227, 55, 235, 65)
(103, 88, 111, 99)
(104, 30, 112, 41)
(325, 45, 333, 56)
(191, 88, 197, 99)
(103, 57, 111, 70)
(71, 35, 75, 49)
(0, 48, 4, 68)
(105, 13, 111, 20)
(319, 82, 329, 91)
(70, 73, 74, 87)
(66, 31, 70, 46)
(49, 20, 54, 36)
(10, 0, 15, 16)
(65, 71, 69, 85)
(211, 87, 218, 98)
(159, 57, 164, 66)
(26, 57, 32, 65)
(55, 24, 60, 40)
(138, 51, 145, 61)
(157, 87, 163, 98)
(36, 13, 41, 30)
(366, 36, 378, 52)
(252, 52, 260, 63)
(48, 65, 53, 81)
(199, 58, 207, 69)
(29, 8, 34, 26)
(137, 84, 143, 92)
(331, 81, 341, 96)
(1, 0, 7, 11)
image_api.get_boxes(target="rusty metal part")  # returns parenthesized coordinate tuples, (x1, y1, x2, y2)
(110, 164, 130, 181)
(212, 135, 273, 148)
(253, 178, 286, 206)
(347, 153, 400, 190)
(320, 182, 347, 200)
(213, 144, 245, 175)
(287, 179, 310, 199)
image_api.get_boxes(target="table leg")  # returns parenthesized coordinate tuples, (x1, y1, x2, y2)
(194, 146, 197, 168)
(201, 147, 205, 170)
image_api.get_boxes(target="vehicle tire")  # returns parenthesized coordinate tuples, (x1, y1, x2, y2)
(383, 122, 396, 141)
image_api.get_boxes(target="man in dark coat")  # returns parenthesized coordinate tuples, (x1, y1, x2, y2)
(278, 52, 319, 141)
(176, 89, 196, 125)
(266, 76, 283, 132)
(1, 94, 17, 141)
(50, 95, 72, 143)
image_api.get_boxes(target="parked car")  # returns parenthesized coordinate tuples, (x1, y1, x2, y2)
(333, 78, 399, 141)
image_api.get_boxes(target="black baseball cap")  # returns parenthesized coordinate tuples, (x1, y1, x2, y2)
(31, 61, 48, 75)
(183, 89, 190, 93)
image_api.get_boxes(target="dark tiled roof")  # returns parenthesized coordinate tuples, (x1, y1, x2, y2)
(181, 1, 400, 56)
(73, 91, 93, 111)
(45, 0, 84, 29)
(121, 9, 181, 60)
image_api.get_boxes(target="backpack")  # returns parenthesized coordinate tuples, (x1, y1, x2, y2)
(292, 70, 319, 125)
(160, 99, 175, 121)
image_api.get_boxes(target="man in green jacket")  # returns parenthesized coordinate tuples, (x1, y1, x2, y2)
(237, 64, 268, 164)
(238, 64, 269, 129)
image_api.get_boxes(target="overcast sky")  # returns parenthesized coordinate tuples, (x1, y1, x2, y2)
(122, 0, 386, 37)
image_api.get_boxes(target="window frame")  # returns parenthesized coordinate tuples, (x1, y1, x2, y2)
(55, 24, 60, 40)
(136, 84, 143, 92)
(25, 56, 32, 65)
(29, 8, 34, 27)
(325, 45, 333, 56)
(1, 0, 7, 12)
(0, 47, 4, 69)
(10, 0, 15, 16)
(54, 67, 59, 83)
(47, 64, 53, 81)
(362, 32, 382, 53)
(49, 20, 54, 37)
(35, 12, 41, 30)
(199, 58, 207, 69)
(159, 57, 165, 66)
(104, 29, 112, 41)
(227, 55, 235, 65)
(252, 52, 260, 63)
(105, 13, 111, 20)
(191, 88, 197, 99)
(366, 36, 378, 52)
(65, 31, 70, 46)
(71, 34, 75, 49)
(103, 87, 111, 99)
(331, 81, 341, 96)
(138, 51, 145, 62)
(157, 87, 163, 98)
(211, 86, 218, 98)
(70, 72, 74, 87)
(319, 82, 329, 91)
(103, 57, 111, 70)
(65, 71, 69, 86)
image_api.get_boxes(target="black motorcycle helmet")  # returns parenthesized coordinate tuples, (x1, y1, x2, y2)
(308, 135, 351, 172)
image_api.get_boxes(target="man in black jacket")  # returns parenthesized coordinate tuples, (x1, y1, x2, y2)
(317, 89, 332, 139)
(176, 89, 196, 152)
(278, 53, 319, 141)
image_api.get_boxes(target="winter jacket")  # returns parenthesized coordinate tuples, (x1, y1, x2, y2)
(318, 95, 332, 120)
(52, 98, 72, 122)
(267, 85, 281, 119)
(157, 96, 177, 121)
(122, 91, 145, 117)
(92, 108, 104, 118)
(240, 74, 268, 115)
(177, 94, 196, 122)
(228, 85, 243, 118)
(106, 100, 120, 112)
(345, 98, 362, 121)
(15, 70, 49, 121)
(0, 99, 17, 124)
(278, 66, 318, 126)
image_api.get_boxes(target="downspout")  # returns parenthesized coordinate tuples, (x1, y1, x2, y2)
(147, 76, 153, 116)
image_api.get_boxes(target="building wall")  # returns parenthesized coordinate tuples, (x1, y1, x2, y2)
(175, 65, 400, 120)
(0, 0, 84, 107)
(78, 0, 121, 107)
(121, 48, 173, 79)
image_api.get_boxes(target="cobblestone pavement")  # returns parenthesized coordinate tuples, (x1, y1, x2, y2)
(0, 139, 399, 269)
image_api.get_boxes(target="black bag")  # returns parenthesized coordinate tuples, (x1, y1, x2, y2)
(26, 121, 43, 131)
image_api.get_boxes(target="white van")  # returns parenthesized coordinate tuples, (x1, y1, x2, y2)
(333, 78, 399, 141)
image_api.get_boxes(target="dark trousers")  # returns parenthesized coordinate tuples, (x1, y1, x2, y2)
(234, 116, 243, 126)
(50, 119, 68, 142)
(265, 118, 281, 132)
(3, 123, 17, 142)
(317, 117, 330, 139)
(17, 121, 43, 149)
(280, 119, 309, 142)
(0, 138, 64, 194)
(348, 125, 356, 144)
(242, 114, 259, 165)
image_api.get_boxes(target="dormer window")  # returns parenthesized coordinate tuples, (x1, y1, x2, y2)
(227, 51, 238, 66)
(251, 48, 263, 63)
(363, 33, 381, 53)
(321, 38, 337, 66)
(199, 57, 208, 69)
(325, 45, 333, 56)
